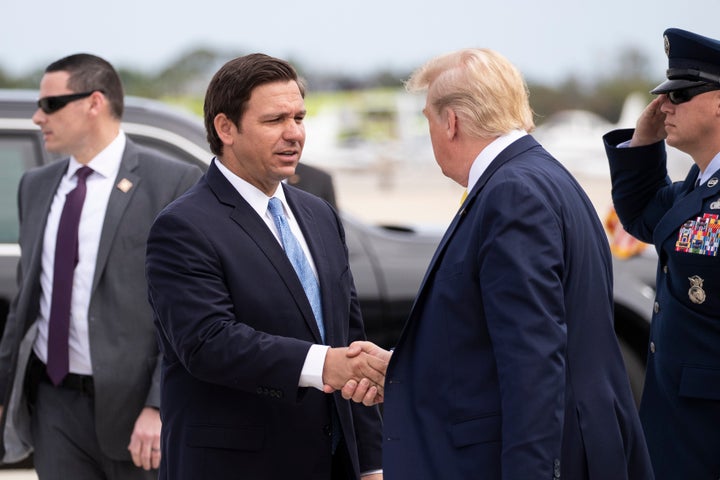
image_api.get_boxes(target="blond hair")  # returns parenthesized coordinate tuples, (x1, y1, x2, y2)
(406, 48, 535, 137)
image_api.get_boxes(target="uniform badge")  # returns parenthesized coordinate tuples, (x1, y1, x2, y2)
(711, 198, 720, 210)
(688, 275, 706, 304)
(116, 178, 133, 193)
(709, 177, 719, 188)
(664, 35, 670, 56)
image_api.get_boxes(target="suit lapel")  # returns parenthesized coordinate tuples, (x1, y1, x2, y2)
(92, 142, 141, 293)
(207, 162, 324, 343)
(23, 161, 68, 320)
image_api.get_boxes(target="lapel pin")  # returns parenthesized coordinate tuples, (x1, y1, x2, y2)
(708, 177, 718, 188)
(116, 178, 133, 193)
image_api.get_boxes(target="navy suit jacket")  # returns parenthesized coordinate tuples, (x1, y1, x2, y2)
(605, 129, 720, 479)
(145, 160, 382, 480)
(382, 135, 653, 479)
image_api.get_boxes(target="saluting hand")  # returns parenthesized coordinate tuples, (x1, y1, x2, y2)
(630, 95, 668, 147)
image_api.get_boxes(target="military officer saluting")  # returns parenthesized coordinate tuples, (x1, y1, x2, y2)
(604, 27, 720, 479)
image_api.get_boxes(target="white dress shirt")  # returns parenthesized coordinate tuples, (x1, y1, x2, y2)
(214, 160, 328, 390)
(34, 132, 126, 375)
(466, 129, 528, 192)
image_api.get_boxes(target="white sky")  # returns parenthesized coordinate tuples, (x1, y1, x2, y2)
(3, 0, 719, 85)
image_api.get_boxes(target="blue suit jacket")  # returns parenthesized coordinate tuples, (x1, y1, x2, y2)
(605, 129, 720, 479)
(382, 135, 653, 479)
(145, 160, 382, 480)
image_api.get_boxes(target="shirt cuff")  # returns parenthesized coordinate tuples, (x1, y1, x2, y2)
(361, 469, 383, 476)
(298, 344, 330, 390)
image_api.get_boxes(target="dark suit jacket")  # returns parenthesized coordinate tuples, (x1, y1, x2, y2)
(605, 129, 720, 479)
(145, 160, 382, 480)
(0, 139, 202, 463)
(382, 135, 653, 479)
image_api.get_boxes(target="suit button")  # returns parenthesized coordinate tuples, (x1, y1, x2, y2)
(653, 302, 660, 314)
(322, 425, 332, 437)
(650, 342, 656, 353)
(663, 265, 668, 274)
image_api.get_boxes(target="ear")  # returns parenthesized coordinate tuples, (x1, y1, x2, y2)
(87, 90, 106, 117)
(445, 107, 459, 140)
(213, 113, 237, 146)
(713, 92, 720, 117)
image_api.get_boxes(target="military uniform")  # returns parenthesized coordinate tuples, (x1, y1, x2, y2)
(604, 27, 720, 480)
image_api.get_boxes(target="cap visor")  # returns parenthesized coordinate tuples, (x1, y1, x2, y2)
(651, 78, 707, 94)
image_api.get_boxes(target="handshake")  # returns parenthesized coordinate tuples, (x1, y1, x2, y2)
(321, 341, 392, 406)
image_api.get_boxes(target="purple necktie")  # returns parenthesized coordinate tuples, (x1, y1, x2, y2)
(46, 166, 93, 385)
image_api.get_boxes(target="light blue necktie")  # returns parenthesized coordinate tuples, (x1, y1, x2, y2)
(267, 197, 325, 342)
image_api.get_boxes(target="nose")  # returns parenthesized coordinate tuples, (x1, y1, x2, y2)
(32, 108, 46, 126)
(658, 95, 673, 114)
(284, 119, 305, 142)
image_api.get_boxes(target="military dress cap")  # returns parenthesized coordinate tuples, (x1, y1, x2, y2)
(652, 28, 720, 94)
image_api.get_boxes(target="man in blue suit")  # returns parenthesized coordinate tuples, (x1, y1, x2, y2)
(341, 48, 653, 479)
(145, 54, 384, 480)
(604, 28, 720, 479)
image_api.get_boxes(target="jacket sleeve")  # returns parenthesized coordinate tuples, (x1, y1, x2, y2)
(603, 128, 680, 243)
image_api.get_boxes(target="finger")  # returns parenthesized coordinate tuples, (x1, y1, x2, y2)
(341, 379, 358, 400)
(151, 446, 161, 469)
(363, 386, 383, 406)
(346, 341, 372, 357)
(364, 352, 389, 375)
(355, 354, 387, 387)
(142, 444, 153, 470)
(128, 439, 142, 467)
(351, 378, 370, 403)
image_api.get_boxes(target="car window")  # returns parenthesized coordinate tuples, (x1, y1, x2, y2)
(0, 133, 43, 243)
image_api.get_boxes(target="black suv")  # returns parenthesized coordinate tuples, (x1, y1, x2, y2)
(0, 89, 655, 406)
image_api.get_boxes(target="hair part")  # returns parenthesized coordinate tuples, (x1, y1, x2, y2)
(406, 48, 535, 138)
(45, 53, 124, 119)
(203, 53, 304, 156)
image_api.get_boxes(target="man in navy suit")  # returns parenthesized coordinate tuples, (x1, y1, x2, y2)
(604, 28, 720, 479)
(341, 48, 653, 479)
(145, 54, 384, 480)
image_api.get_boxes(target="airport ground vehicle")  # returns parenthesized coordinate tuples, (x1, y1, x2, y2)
(0, 89, 654, 411)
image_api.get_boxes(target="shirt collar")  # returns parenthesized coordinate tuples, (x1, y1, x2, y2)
(698, 150, 720, 186)
(67, 130, 126, 180)
(214, 158, 290, 218)
(467, 129, 527, 193)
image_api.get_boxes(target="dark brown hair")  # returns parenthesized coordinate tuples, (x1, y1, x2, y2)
(203, 53, 305, 155)
(46, 53, 124, 120)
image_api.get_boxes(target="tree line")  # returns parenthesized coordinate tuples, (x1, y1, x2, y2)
(0, 47, 656, 126)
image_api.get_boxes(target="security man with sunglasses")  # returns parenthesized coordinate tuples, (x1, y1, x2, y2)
(604, 28, 720, 479)
(0, 54, 202, 479)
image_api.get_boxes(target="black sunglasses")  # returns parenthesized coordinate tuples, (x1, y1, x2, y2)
(37, 90, 101, 114)
(666, 84, 720, 105)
